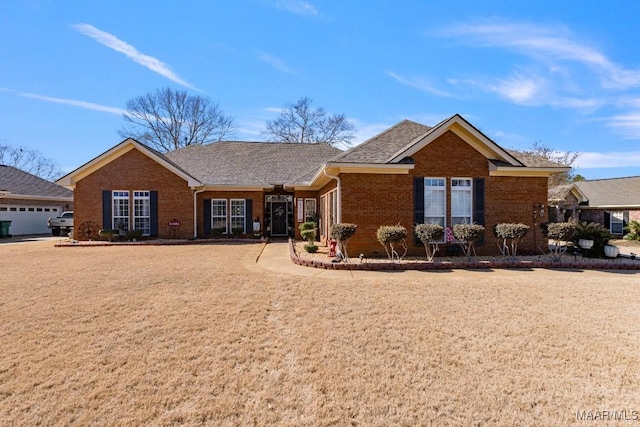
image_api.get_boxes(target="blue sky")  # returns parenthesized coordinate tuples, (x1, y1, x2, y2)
(2, 0, 640, 180)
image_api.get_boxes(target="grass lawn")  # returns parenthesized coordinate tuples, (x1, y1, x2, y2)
(1, 241, 639, 426)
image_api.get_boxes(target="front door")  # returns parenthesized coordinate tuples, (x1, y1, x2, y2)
(271, 201, 288, 236)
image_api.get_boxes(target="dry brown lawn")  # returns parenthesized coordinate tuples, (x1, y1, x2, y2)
(1, 241, 639, 426)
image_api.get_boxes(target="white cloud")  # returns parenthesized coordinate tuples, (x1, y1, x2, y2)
(270, 0, 318, 16)
(438, 21, 640, 89)
(576, 151, 640, 168)
(388, 71, 453, 97)
(488, 73, 542, 104)
(0, 87, 126, 115)
(257, 52, 295, 74)
(606, 112, 640, 139)
(72, 23, 195, 90)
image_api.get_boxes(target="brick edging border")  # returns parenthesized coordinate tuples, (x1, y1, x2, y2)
(288, 239, 640, 271)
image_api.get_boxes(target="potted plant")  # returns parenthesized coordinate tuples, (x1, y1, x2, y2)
(604, 244, 620, 258)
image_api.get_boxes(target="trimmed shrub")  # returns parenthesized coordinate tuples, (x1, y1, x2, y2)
(298, 221, 316, 231)
(301, 229, 315, 242)
(126, 229, 144, 241)
(330, 223, 357, 241)
(330, 223, 357, 262)
(231, 227, 244, 237)
(98, 229, 118, 242)
(299, 221, 317, 244)
(542, 222, 576, 261)
(415, 223, 444, 262)
(304, 244, 318, 253)
(452, 223, 485, 259)
(376, 224, 408, 262)
(494, 223, 529, 257)
(211, 227, 225, 237)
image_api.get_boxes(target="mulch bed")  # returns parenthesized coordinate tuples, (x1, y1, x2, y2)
(291, 240, 640, 271)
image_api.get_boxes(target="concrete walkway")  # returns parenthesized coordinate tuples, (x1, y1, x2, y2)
(0, 234, 63, 245)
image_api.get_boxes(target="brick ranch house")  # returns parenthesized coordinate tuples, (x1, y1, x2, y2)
(549, 176, 640, 237)
(57, 114, 568, 255)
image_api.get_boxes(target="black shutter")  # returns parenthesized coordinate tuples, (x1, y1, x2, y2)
(150, 191, 158, 236)
(245, 199, 253, 234)
(604, 212, 611, 232)
(474, 178, 485, 245)
(414, 177, 424, 244)
(102, 190, 112, 230)
(623, 211, 630, 229)
(203, 199, 212, 234)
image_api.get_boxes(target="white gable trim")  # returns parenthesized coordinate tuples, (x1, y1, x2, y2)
(387, 114, 522, 166)
(56, 138, 202, 189)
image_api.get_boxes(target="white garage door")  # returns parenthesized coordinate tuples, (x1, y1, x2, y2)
(0, 205, 64, 235)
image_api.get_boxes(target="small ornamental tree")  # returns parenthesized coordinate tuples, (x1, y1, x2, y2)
(330, 223, 357, 262)
(542, 222, 576, 261)
(452, 223, 485, 260)
(376, 224, 408, 262)
(415, 223, 444, 262)
(494, 223, 530, 258)
(298, 221, 317, 253)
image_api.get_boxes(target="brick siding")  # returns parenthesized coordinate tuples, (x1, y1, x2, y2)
(330, 130, 549, 256)
(73, 148, 194, 240)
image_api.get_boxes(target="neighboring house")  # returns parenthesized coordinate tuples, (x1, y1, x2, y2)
(549, 176, 640, 236)
(57, 114, 568, 255)
(0, 165, 74, 235)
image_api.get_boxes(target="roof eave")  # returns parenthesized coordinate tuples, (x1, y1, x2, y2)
(56, 139, 202, 189)
(387, 114, 522, 166)
(202, 184, 274, 191)
(0, 193, 73, 202)
(489, 165, 571, 177)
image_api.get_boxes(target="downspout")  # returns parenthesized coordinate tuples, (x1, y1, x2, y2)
(323, 168, 341, 223)
(193, 187, 205, 239)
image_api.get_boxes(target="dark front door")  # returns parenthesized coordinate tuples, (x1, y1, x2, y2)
(271, 201, 288, 236)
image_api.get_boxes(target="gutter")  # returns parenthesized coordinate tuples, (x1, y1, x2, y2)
(323, 169, 341, 223)
(193, 187, 206, 239)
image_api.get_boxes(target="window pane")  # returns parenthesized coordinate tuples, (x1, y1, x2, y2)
(230, 200, 245, 233)
(451, 179, 472, 224)
(133, 191, 151, 235)
(212, 199, 227, 233)
(424, 177, 446, 240)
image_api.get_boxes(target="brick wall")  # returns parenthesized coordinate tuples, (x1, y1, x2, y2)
(74, 148, 194, 240)
(197, 190, 264, 238)
(335, 130, 550, 256)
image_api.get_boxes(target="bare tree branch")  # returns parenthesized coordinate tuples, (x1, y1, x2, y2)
(119, 87, 236, 152)
(522, 141, 581, 187)
(261, 97, 355, 145)
(0, 145, 64, 181)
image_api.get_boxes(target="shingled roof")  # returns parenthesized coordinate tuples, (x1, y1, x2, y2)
(165, 142, 343, 186)
(0, 165, 73, 199)
(332, 120, 432, 163)
(575, 176, 640, 208)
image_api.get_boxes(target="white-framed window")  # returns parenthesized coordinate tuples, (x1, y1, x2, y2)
(112, 191, 130, 231)
(304, 198, 317, 222)
(611, 211, 624, 234)
(424, 178, 446, 228)
(230, 199, 246, 233)
(133, 191, 150, 235)
(297, 198, 304, 222)
(212, 199, 227, 233)
(451, 178, 473, 225)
